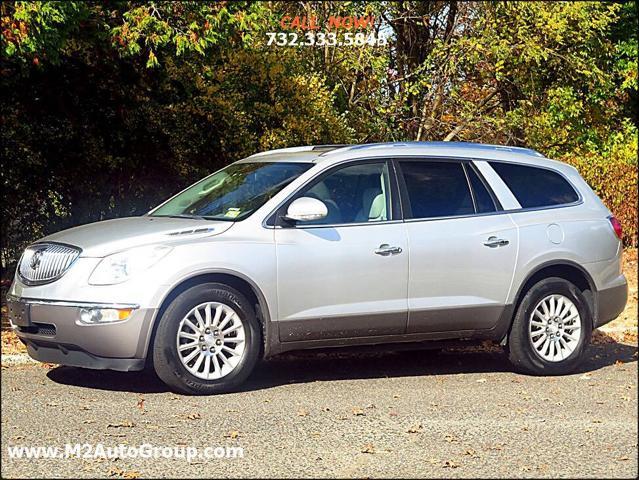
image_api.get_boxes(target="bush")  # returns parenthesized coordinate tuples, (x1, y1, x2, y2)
(563, 154, 638, 247)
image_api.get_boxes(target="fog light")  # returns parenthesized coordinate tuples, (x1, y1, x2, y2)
(79, 308, 133, 324)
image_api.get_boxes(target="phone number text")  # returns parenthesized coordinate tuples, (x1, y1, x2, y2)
(266, 32, 387, 47)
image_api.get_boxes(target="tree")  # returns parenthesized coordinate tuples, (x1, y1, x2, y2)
(1, 1, 637, 269)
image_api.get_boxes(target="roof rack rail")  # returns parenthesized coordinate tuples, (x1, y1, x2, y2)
(248, 144, 351, 158)
(335, 141, 544, 158)
(311, 144, 351, 152)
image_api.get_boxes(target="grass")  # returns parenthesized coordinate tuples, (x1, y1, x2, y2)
(1, 249, 637, 357)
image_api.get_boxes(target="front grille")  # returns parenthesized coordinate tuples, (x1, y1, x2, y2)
(18, 243, 81, 285)
(18, 322, 57, 336)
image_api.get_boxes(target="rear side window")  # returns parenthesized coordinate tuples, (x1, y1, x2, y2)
(399, 161, 474, 219)
(465, 165, 497, 213)
(490, 162, 579, 208)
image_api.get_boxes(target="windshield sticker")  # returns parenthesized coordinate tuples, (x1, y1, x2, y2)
(224, 208, 242, 218)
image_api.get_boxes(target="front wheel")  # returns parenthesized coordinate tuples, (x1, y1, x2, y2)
(152, 283, 261, 395)
(508, 277, 592, 375)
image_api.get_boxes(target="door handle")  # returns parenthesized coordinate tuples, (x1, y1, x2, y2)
(483, 236, 509, 248)
(374, 244, 403, 256)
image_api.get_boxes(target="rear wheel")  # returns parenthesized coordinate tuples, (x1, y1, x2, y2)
(508, 277, 592, 375)
(152, 283, 261, 394)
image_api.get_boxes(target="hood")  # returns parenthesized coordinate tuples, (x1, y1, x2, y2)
(39, 216, 235, 257)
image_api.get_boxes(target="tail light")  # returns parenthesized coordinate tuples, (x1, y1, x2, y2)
(608, 216, 623, 240)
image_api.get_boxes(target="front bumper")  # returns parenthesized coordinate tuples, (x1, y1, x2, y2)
(8, 295, 156, 371)
(25, 342, 146, 372)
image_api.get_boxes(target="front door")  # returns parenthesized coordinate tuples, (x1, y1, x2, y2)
(274, 160, 409, 342)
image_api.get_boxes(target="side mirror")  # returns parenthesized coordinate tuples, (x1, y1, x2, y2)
(284, 197, 328, 223)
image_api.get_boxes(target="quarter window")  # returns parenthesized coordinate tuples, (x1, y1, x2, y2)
(489, 162, 579, 208)
(399, 161, 474, 219)
(292, 161, 391, 225)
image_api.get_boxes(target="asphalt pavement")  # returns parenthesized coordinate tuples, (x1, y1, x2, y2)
(1, 341, 637, 478)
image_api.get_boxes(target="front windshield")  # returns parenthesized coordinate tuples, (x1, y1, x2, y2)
(151, 162, 312, 221)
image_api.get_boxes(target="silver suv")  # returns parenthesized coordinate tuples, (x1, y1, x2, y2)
(8, 142, 628, 394)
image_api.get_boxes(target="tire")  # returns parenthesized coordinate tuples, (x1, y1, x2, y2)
(152, 283, 261, 395)
(508, 277, 592, 375)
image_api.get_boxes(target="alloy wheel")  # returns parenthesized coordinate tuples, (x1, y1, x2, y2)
(176, 301, 246, 380)
(529, 294, 582, 362)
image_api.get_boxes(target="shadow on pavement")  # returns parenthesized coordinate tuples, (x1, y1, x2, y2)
(46, 337, 638, 395)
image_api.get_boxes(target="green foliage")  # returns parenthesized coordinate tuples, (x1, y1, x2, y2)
(1, 1, 91, 60)
(111, 2, 267, 67)
(0, 1, 637, 270)
(560, 120, 638, 246)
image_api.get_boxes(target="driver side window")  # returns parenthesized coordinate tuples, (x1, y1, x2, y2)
(296, 161, 391, 226)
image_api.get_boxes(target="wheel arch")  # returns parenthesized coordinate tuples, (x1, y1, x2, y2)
(501, 260, 597, 342)
(144, 270, 276, 366)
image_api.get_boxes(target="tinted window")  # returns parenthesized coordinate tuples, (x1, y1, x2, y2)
(466, 164, 497, 213)
(399, 161, 474, 219)
(490, 162, 579, 208)
(294, 162, 391, 225)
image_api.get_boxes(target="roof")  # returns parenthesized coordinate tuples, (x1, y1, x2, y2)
(242, 142, 552, 166)
(238, 145, 342, 164)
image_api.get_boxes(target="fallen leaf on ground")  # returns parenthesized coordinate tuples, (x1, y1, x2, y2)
(361, 443, 375, 454)
(107, 467, 140, 479)
(225, 430, 240, 439)
(107, 422, 134, 428)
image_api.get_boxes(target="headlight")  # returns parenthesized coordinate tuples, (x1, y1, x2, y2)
(89, 245, 172, 285)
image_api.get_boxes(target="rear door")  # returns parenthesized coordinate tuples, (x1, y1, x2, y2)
(396, 159, 518, 334)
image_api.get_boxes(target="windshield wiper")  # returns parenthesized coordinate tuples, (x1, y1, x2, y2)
(153, 214, 213, 221)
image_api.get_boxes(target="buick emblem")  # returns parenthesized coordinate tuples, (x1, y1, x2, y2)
(30, 249, 44, 270)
